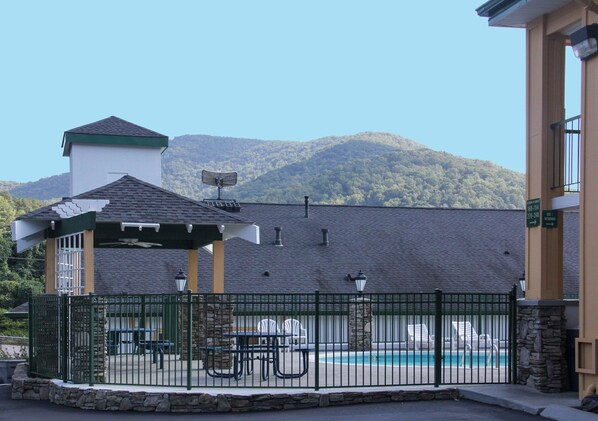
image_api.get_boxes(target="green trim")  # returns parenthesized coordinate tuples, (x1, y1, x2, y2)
(62, 133, 169, 156)
(49, 212, 96, 237)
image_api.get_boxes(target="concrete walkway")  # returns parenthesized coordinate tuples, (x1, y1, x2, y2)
(459, 384, 597, 420)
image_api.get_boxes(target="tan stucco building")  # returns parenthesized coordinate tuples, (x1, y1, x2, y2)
(478, 0, 598, 396)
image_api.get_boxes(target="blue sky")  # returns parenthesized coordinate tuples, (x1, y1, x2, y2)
(0, 1, 580, 183)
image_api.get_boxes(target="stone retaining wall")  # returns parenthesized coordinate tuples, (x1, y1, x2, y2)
(11, 363, 458, 413)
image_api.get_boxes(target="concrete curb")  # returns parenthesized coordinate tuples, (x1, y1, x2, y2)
(459, 388, 542, 415)
(540, 404, 598, 421)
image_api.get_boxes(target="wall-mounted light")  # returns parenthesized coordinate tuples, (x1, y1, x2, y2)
(347, 270, 367, 294)
(519, 272, 526, 298)
(571, 24, 598, 61)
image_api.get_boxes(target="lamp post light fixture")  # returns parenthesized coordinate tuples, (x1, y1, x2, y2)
(175, 269, 187, 293)
(571, 24, 598, 61)
(347, 270, 367, 294)
(519, 272, 526, 298)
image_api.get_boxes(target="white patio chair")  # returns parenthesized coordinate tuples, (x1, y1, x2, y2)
(407, 323, 433, 350)
(452, 321, 495, 350)
(256, 319, 280, 345)
(283, 319, 307, 351)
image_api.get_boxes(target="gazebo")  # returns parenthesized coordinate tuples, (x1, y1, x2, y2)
(11, 116, 259, 295)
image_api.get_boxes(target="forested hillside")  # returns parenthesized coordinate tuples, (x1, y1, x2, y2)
(3, 132, 525, 209)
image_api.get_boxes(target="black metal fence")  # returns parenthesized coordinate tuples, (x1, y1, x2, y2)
(29, 288, 517, 389)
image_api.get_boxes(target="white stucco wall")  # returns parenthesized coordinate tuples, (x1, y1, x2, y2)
(69, 143, 162, 196)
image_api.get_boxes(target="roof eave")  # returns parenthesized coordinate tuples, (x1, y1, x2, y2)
(62, 133, 169, 156)
(477, 0, 572, 28)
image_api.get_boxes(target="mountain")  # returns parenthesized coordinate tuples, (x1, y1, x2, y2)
(3, 132, 525, 209)
(6, 174, 70, 201)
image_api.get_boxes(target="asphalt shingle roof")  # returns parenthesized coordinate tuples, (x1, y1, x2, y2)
(64, 116, 166, 138)
(19, 175, 252, 226)
(94, 203, 579, 295)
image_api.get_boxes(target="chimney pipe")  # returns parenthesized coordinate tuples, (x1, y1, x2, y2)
(304, 196, 309, 218)
(274, 226, 283, 247)
(322, 228, 329, 246)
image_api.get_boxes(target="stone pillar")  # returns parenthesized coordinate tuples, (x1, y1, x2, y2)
(517, 300, 568, 392)
(180, 294, 201, 361)
(198, 295, 234, 369)
(349, 296, 372, 352)
(180, 294, 234, 369)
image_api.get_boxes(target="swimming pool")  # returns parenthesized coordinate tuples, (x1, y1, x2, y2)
(320, 351, 507, 367)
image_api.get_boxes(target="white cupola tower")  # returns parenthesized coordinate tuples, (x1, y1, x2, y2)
(62, 116, 169, 196)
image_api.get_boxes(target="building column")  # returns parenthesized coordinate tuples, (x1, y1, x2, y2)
(525, 16, 566, 301)
(576, 8, 598, 397)
(212, 240, 224, 293)
(187, 249, 198, 293)
(44, 239, 56, 293)
(520, 16, 568, 392)
(83, 230, 94, 294)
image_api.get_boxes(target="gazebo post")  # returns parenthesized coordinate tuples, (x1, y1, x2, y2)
(84, 230, 95, 294)
(44, 239, 56, 293)
(187, 249, 198, 293)
(212, 240, 224, 293)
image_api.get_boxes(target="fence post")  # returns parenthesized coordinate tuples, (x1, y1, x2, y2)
(89, 293, 95, 386)
(315, 290, 320, 391)
(186, 289, 192, 390)
(28, 295, 33, 377)
(61, 294, 68, 382)
(509, 284, 518, 384)
(434, 289, 443, 387)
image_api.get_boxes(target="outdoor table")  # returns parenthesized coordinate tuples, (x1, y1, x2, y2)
(229, 330, 309, 380)
(137, 339, 174, 369)
(199, 330, 310, 380)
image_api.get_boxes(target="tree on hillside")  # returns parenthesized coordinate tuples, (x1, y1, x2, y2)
(0, 192, 44, 311)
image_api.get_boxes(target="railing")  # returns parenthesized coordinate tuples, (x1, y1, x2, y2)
(551, 115, 581, 193)
(28, 288, 517, 389)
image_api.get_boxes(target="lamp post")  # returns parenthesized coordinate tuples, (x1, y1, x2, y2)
(175, 269, 187, 293)
(519, 272, 526, 298)
(347, 270, 367, 294)
(347, 270, 371, 351)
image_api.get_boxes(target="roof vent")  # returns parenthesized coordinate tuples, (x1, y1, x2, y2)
(322, 228, 329, 246)
(274, 227, 283, 247)
(201, 169, 240, 212)
(304, 196, 309, 218)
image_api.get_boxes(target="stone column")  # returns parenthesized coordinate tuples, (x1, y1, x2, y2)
(517, 300, 568, 392)
(198, 295, 234, 369)
(349, 296, 372, 352)
(180, 294, 234, 369)
(180, 294, 201, 361)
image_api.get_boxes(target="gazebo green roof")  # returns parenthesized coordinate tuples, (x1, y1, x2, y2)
(62, 116, 169, 156)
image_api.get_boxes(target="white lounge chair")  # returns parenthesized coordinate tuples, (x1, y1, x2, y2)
(451, 321, 495, 350)
(407, 324, 433, 350)
(283, 319, 307, 350)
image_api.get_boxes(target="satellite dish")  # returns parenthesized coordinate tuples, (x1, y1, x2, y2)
(202, 170, 237, 200)
(99, 238, 162, 248)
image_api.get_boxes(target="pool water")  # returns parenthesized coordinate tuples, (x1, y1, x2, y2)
(321, 351, 507, 367)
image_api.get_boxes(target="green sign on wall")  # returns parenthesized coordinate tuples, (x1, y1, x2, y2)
(526, 198, 541, 228)
(542, 210, 558, 228)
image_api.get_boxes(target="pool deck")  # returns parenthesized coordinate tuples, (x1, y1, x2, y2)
(100, 349, 510, 389)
